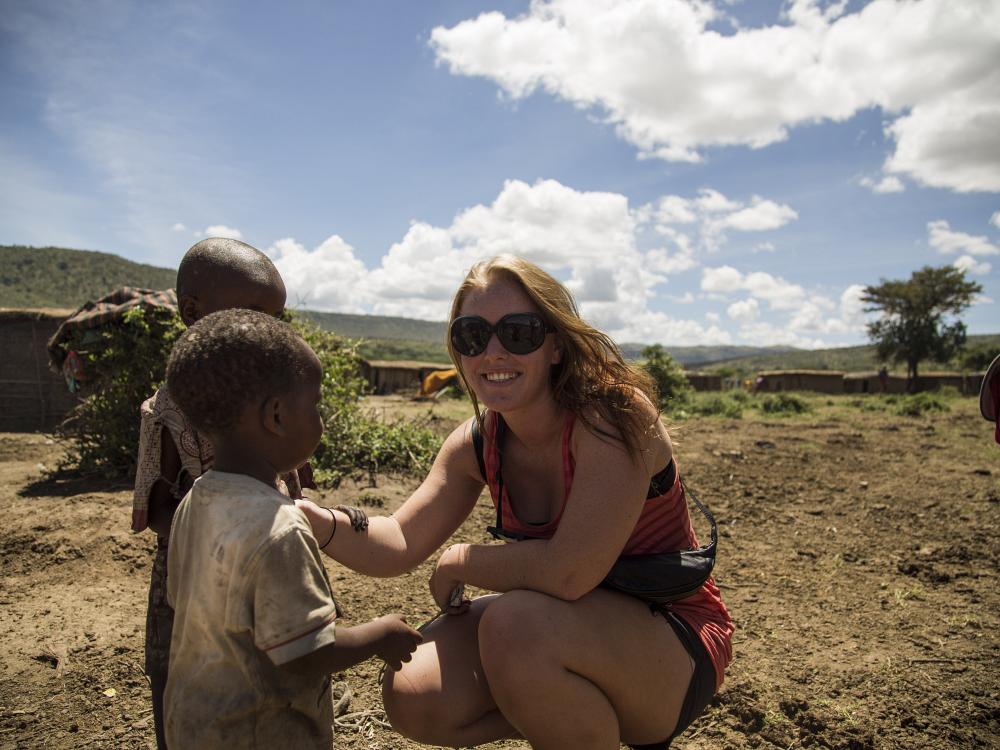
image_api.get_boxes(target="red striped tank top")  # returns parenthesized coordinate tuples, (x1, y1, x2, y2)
(484, 411, 734, 689)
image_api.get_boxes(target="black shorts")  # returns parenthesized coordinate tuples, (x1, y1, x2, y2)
(629, 608, 717, 750)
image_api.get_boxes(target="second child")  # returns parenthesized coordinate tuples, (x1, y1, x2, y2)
(163, 309, 422, 749)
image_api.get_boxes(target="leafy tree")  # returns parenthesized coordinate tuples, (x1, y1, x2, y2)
(958, 341, 1000, 372)
(862, 265, 981, 388)
(641, 344, 692, 407)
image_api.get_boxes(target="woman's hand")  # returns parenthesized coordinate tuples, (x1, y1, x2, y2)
(430, 544, 471, 614)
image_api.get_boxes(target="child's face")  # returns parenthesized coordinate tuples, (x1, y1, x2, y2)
(278, 345, 324, 472)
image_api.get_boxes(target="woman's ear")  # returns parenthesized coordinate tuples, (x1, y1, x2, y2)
(261, 395, 287, 437)
(178, 294, 200, 326)
(550, 337, 563, 366)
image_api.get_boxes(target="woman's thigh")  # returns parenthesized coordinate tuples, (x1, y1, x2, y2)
(383, 589, 695, 747)
(382, 595, 511, 743)
(477, 587, 695, 746)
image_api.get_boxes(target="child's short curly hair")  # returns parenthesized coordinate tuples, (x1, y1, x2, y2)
(166, 308, 312, 435)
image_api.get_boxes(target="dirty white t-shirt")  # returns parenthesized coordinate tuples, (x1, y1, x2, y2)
(165, 470, 337, 749)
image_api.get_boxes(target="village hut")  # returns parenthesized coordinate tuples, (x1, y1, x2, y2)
(684, 371, 722, 391)
(844, 370, 983, 395)
(360, 359, 453, 395)
(0, 308, 79, 431)
(843, 371, 907, 395)
(911, 371, 984, 395)
(754, 370, 846, 394)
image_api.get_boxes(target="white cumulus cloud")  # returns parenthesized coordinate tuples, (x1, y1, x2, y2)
(953, 255, 992, 276)
(927, 220, 999, 256)
(990, 211, 1000, 230)
(859, 175, 905, 194)
(266, 235, 370, 312)
(171, 222, 186, 232)
(432, 0, 1000, 192)
(716, 198, 799, 232)
(648, 189, 797, 253)
(727, 298, 760, 322)
(262, 178, 736, 345)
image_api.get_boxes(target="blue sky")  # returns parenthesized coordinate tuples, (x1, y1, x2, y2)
(2, 0, 997, 347)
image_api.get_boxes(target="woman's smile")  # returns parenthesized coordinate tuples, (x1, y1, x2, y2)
(482, 370, 520, 383)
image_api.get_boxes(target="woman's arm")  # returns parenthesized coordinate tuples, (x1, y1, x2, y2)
(432, 402, 671, 606)
(300, 419, 485, 577)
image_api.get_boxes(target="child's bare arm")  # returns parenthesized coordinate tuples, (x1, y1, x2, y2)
(278, 614, 421, 679)
(147, 427, 183, 537)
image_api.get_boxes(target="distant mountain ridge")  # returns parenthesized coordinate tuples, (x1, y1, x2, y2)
(4, 244, 996, 371)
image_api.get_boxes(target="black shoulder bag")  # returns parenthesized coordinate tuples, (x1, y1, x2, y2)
(471, 413, 717, 604)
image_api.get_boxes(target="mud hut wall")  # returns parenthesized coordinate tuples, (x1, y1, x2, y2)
(912, 373, 983, 395)
(364, 361, 453, 395)
(843, 375, 875, 394)
(756, 371, 846, 394)
(0, 312, 79, 431)
(685, 372, 722, 391)
(844, 373, 910, 394)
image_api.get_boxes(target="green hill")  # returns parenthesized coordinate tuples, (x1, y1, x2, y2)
(1, 245, 177, 308)
(299, 310, 446, 343)
(4, 245, 996, 371)
(704, 334, 1000, 374)
(618, 343, 798, 366)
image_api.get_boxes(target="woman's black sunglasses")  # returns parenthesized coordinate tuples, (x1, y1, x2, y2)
(450, 313, 554, 357)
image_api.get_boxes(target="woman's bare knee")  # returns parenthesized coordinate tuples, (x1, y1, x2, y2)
(382, 665, 446, 742)
(478, 590, 561, 684)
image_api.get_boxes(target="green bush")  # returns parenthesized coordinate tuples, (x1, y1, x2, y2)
(893, 392, 950, 417)
(642, 344, 692, 407)
(270, 315, 441, 487)
(758, 392, 812, 415)
(58, 308, 441, 484)
(728, 389, 751, 404)
(58, 306, 185, 477)
(690, 394, 745, 419)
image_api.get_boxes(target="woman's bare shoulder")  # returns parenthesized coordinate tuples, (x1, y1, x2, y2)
(574, 389, 671, 465)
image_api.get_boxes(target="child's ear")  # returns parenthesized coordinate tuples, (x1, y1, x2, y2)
(261, 395, 287, 437)
(178, 294, 200, 326)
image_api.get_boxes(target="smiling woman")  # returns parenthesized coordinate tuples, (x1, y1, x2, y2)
(298, 255, 734, 750)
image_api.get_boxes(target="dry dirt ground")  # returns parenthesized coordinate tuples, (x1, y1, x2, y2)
(1, 395, 998, 750)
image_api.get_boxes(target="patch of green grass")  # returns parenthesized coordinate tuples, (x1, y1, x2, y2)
(758, 392, 812, 415)
(891, 392, 951, 417)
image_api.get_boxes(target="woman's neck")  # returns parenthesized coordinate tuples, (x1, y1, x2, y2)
(496, 393, 566, 449)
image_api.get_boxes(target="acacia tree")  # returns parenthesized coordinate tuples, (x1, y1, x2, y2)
(862, 265, 981, 388)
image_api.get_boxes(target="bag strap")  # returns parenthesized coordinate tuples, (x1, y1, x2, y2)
(682, 480, 718, 550)
(470, 413, 487, 483)
(473, 412, 510, 540)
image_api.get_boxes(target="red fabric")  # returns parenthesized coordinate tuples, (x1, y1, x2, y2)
(484, 412, 734, 689)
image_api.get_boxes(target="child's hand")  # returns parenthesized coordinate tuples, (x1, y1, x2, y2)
(374, 614, 422, 671)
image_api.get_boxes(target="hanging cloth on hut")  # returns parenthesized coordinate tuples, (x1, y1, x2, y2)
(46, 287, 178, 382)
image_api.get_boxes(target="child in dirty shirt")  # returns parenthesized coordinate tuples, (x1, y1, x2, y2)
(132, 237, 302, 749)
(162, 309, 422, 750)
